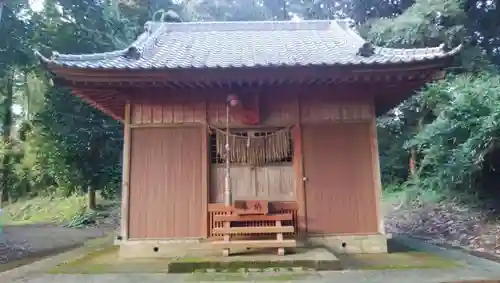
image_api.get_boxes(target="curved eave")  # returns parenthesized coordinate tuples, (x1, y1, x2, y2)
(36, 45, 461, 73)
(36, 50, 460, 89)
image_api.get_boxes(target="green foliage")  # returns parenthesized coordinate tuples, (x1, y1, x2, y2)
(32, 87, 123, 197)
(365, 0, 466, 48)
(0, 0, 35, 75)
(409, 73, 500, 193)
(377, 119, 410, 185)
(67, 210, 109, 228)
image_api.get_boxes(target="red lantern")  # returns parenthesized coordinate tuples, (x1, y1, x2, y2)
(227, 95, 240, 107)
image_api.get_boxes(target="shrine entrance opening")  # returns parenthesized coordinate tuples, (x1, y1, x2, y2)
(209, 127, 295, 203)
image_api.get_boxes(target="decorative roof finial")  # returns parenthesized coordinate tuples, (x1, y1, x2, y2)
(357, 42, 375, 57)
(51, 51, 60, 60)
(439, 43, 451, 52)
(125, 46, 141, 60)
(152, 9, 181, 23)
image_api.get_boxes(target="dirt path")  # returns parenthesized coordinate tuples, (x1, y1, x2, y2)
(0, 225, 112, 264)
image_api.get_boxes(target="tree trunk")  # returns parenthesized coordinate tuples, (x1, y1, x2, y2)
(1, 70, 14, 205)
(409, 116, 425, 178)
(409, 148, 417, 177)
(88, 186, 97, 210)
(24, 72, 30, 120)
(0, 2, 4, 23)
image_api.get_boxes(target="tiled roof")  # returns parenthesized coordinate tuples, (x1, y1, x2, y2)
(36, 20, 461, 70)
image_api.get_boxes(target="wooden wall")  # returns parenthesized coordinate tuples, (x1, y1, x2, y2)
(125, 87, 381, 239)
(128, 127, 205, 239)
(130, 91, 373, 126)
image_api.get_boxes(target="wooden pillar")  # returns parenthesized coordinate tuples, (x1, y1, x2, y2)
(202, 98, 210, 238)
(120, 102, 132, 240)
(294, 93, 307, 237)
(369, 105, 384, 234)
(201, 123, 209, 237)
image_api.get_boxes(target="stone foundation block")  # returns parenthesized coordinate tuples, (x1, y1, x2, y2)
(308, 233, 388, 254)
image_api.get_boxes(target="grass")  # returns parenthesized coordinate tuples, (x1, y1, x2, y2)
(0, 195, 87, 225)
(0, 194, 117, 226)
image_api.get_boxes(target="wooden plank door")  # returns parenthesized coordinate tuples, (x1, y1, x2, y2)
(302, 123, 378, 234)
(128, 127, 204, 238)
(255, 165, 295, 201)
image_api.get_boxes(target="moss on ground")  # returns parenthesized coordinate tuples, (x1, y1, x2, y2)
(0, 235, 114, 273)
(47, 246, 340, 274)
(337, 251, 462, 270)
(47, 245, 174, 274)
(47, 239, 460, 274)
(48, 245, 166, 274)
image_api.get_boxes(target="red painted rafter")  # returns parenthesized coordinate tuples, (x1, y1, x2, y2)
(72, 89, 125, 121)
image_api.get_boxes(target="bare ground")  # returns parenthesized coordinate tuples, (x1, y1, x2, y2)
(0, 224, 113, 264)
(0, 205, 119, 266)
(384, 198, 500, 258)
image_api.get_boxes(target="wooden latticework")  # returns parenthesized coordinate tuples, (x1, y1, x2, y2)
(208, 202, 298, 239)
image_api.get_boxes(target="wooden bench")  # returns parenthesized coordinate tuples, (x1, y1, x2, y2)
(211, 213, 296, 256)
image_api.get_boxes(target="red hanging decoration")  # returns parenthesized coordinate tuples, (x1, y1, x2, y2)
(241, 110, 259, 125)
(227, 95, 240, 107)
(226, 94, 260, 125)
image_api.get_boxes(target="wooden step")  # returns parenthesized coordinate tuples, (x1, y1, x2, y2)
(213, 213, 293, 222)
(213, 226, 295, 234)
(211, 239, 296, 249)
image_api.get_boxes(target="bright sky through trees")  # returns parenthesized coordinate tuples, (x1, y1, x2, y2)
(29, 0, 44, 12)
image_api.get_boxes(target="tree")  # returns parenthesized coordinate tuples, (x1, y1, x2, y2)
(0, 0, 4, 22)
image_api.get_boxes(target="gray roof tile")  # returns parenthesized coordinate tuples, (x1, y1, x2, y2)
(36, 20, 461, 70)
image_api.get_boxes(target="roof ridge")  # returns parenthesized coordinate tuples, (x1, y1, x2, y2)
(49, 49, 127, 62)
(146, 19, 337, 32)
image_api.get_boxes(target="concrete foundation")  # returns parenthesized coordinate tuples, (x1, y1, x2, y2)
(307, 233, 388, 254)
(117, 233, 387, 258)
(116, 239, 340, 272)
(118, 239, 207, 258)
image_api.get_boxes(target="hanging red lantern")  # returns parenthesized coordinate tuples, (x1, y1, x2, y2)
(227, 94, 240, 107)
